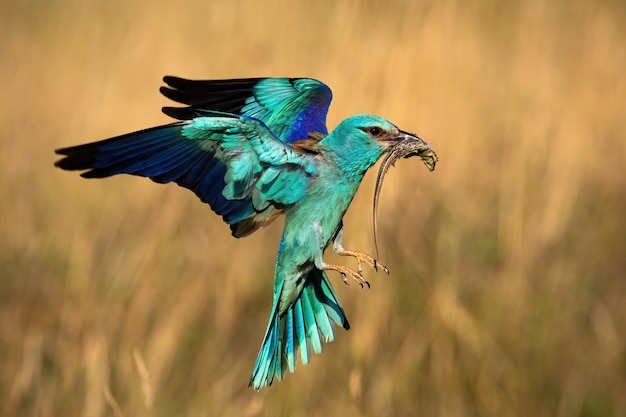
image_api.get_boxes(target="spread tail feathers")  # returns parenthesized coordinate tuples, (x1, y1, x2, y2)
(249, 268, 349, 390)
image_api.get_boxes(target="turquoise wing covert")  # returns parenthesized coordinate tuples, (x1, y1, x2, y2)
(160, 76, 332, 143)
(54, 113, 317, 236)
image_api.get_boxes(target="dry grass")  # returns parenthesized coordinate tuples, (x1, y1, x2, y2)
(1, 1, 625, 416)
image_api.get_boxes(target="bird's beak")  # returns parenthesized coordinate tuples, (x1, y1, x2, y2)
(388, 130, 438, 172)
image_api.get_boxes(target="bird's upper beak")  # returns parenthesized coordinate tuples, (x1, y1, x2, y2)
(387, 130, 438, 172)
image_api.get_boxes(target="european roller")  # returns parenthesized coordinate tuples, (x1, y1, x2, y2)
(54, 76, 438, 390)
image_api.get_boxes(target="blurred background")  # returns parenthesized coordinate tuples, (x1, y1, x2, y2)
(2, 0, 625, 416)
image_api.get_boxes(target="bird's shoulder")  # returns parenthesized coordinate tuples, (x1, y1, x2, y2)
(290, 131, 326, 155)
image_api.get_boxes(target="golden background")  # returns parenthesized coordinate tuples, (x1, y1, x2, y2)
(2, 1, 625, 416)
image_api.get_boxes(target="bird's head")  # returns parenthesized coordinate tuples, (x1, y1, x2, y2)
(324, 114, 437, 177)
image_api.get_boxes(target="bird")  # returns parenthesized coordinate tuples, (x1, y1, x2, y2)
(54, 76, 437, 390)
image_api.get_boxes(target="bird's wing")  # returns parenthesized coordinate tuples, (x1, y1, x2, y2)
(160, 77, 332, 143)
(54, 113, 318, 236)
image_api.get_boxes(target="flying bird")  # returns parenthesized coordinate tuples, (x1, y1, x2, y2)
(54, 76, 437, 390)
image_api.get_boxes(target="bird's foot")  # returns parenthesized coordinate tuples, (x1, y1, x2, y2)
(335, 249, 389, 275)
(322, 263, 370, 289)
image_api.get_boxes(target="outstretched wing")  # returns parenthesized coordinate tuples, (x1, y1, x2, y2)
(160, 77, 332, 144)
(54, 113, 318, 237)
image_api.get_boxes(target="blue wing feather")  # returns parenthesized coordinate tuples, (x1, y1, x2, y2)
(55, 114, 316, 230)
(58, 76, 332, 235)
(161, 76, 332, 143)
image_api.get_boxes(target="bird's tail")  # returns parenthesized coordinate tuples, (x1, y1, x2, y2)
(249, 268, 350, 390)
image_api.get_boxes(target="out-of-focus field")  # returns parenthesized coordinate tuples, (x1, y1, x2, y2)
(1, 1, 625, 416)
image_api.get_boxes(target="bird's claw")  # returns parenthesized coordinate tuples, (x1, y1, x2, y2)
(324, 248, 387, 289)
(336, 249, 388, 275)
(323, 263, 370, 288)
(372, 260, 389, 274)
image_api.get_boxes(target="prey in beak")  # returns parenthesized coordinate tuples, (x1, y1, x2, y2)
(373, 131, 438, 257)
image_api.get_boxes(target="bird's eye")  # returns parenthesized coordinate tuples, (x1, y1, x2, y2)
(368, 127, 383, 136)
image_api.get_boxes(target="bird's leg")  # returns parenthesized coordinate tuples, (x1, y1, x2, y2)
(320, 262, 370, 289)
(332, 227, 389, 275)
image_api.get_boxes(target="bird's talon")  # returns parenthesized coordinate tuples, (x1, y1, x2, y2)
(365, 281, 370, 289)
(335, 248, 383, 275)
(323, 263, 371, 288)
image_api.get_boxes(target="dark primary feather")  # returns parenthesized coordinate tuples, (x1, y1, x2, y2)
(161, 77, 265, 120)
(54, 123, 186, 175)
